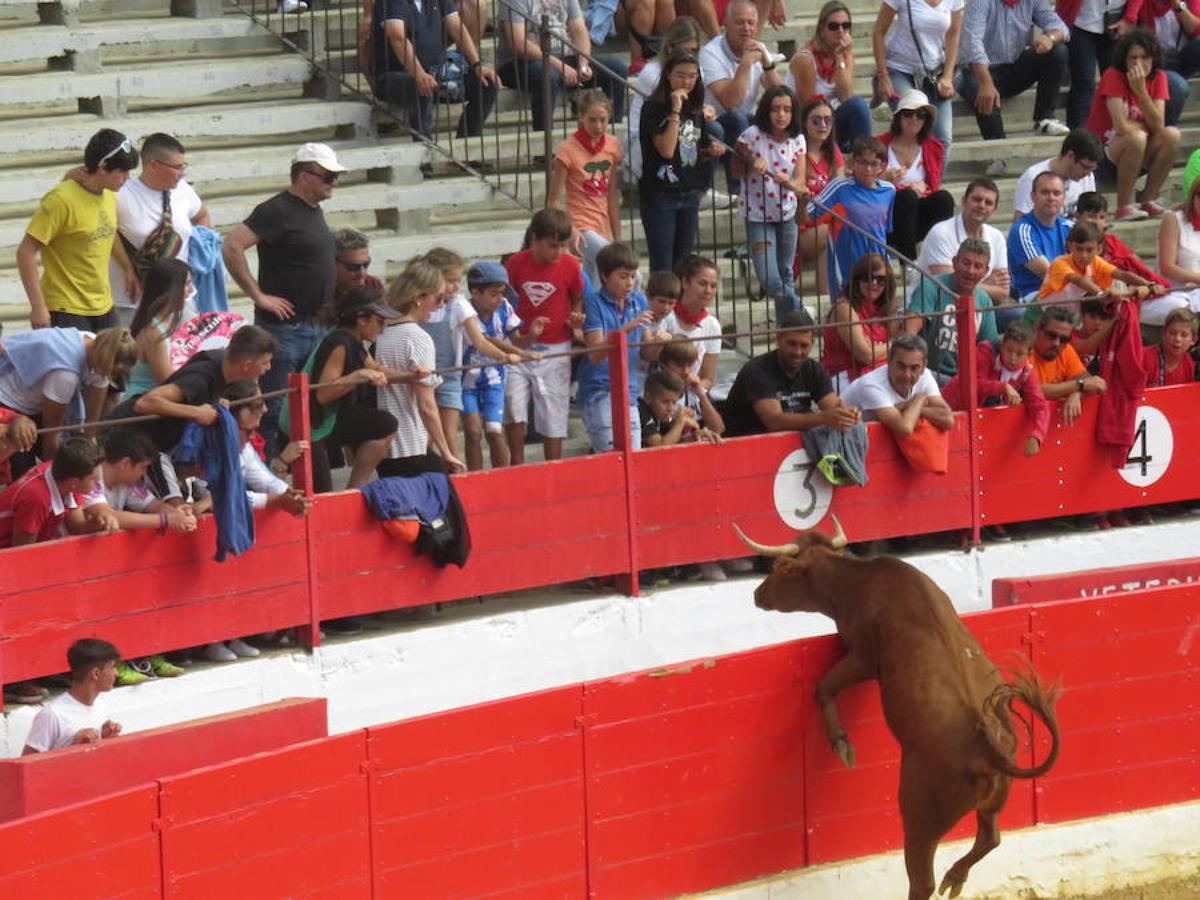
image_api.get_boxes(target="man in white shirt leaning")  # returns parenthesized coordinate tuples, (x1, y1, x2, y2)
(23, 639, 123, 754)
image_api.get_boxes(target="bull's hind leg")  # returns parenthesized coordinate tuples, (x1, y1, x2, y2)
(899, 756, 970, 900)
(938, 774, 1010, 898)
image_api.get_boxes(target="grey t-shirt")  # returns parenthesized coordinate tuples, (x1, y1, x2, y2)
(496, 0, 583, 69)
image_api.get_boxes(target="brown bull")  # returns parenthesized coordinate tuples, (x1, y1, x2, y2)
(735, 519, 1060, 900)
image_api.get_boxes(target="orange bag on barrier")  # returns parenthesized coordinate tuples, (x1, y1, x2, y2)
(894, 418, 949, 474)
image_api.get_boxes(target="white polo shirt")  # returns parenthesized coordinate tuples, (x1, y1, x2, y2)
(700, 34, 764, 116)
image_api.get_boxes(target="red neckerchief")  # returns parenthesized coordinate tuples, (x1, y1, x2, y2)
(673, 299, 708, 326)
(1002, 0, 1021, 7)
(250, 430, 267, 461)
(810, 45, 838, 83)
(1189, 208, 1200, 231)
(573, 126, 606, 156)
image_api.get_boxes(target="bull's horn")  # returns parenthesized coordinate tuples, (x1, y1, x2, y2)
(732, 524, 800, 557)
(828, 515, 848, 549)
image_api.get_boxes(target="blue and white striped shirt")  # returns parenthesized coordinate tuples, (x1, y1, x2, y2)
(959, 0, 1068, 69)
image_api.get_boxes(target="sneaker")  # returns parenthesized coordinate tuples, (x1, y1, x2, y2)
(4, 681, 49, 704)
(698, 561, 727, 582)
(204, 641, 238, 662)
(226, 638, 260, 658)
(985, 159, 1008, 177)
(115, 661, 150, 687)
(1115, 204, 1149, 222)
(723, 557, 756, 574)
(1140, 199, 1169, 218)
(699, 188, 733, 210)
(983, 524, 1012, 543)
(1033, 118, 1070, 136)
(148, 654, 184, 678)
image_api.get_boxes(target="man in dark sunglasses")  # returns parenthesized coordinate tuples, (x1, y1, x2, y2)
(17, 128, 139, 331)
(223, 142, 349, 449)
(1030, 306, 1106, 425)
(333, 227, 385, 301)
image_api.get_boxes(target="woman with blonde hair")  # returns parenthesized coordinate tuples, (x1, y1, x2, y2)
(0, 326, 137, 474)
(376, 261, 465, 476)
(787, 1, 872, 151)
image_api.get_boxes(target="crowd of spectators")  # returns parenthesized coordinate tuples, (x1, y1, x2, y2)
(4, 0, 1200, 709)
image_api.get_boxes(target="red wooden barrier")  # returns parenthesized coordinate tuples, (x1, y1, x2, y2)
(157, 731, 372, 898)
(993, 556, 1200, 606)
(0, 785, 161, 897)
(0, 586, 1197, 897)
(0, 698, 327, 823)
(367, 687, 587, 897)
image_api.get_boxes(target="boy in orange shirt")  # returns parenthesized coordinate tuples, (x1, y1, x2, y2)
(1034, 221, 1165, 321)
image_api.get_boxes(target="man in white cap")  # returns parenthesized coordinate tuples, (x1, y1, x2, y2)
(223, 142, 348, 449)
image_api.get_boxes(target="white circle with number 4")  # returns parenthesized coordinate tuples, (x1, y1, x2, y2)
(1119, 406, 1173, 488)
(773, 449, 834, 530)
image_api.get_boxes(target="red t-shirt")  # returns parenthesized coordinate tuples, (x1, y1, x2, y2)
(0, 460, 78, 548)
(1087, 67, 1170, 143)
(0, 408, 19, 489)
(504, 249, 585, 345)
(1142, 345, 1195, 387)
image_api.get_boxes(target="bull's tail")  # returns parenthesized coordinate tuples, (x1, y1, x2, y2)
(979, 667, 1061, 779)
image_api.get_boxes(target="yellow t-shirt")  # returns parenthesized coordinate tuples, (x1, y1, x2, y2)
(25, 180, 118, 317)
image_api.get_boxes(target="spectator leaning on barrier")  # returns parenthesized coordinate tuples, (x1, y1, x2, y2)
(639, 51, 726, 273)
(1138, 0, 1200, 124)
(495, 0, 628, 134)
(367, 0, 499, 138)
(21, 639, 123, 750)
(1011, 128, 1103, 220)
(905, 237, 1000, 386)
(913, 178, 1010, 307)
(0, 326, 137, 476)
(809, 136, 896, 298)
(700, 0, 783, 192)
(822, 252, 899, 393)
(786, 1, 872, 152)
(871, 0, 963, 151)
(723, 308, 860, 437)
(504, 208, 585, 465)
(0, 436, 99, 550)
(1034, 221, 1165, 322)
(1029, 306, 1106, 426)
(1087, 29, 1181, 222)
(548, 89, 624, 286)
(877, 90, 954, 262)
(840, 332, 954, 435)
(1075, 192, 1172, 301)
(1007, 171, 1072, 326)
(376, 261, 466, 477)
(0, 411, 37, 490)
(955, 0, 1071, 141)
(333, 228, 385, 301)
(109, 133, 210, 327)
(655, 338, 726, 436)
(17, 129, 138, 332)
(223, 143, 346, 451)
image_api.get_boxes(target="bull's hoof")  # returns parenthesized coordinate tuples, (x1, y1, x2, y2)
(937, 872, 965, 898)
(833, 737, 856, 769)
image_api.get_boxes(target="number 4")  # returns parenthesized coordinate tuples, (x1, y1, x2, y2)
(1126, 418, 1152, 477)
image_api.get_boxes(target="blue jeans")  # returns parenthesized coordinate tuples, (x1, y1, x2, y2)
(257, 318, 326, 452)
(579, 391, 642, 452)
(497, 54, 627, 132)
(1166, 69, 1190, 127)
(709, 109, 751, 193)
(746, 219, 799, 322)
(833, 96, 872, 152)
(1066, 26, 1115, 129)
(639, 188, 702, 273)
(888, 69, 953, 151)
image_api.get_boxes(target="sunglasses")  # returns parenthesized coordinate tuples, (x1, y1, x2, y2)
(154, 158, 187, 172)
(338, 258, 371, 272)
(899, 108, 929, 120)
(306, 168, 339, 184)
(99, 137, 134, 165)
(867, 274, 888, 285)
(809, 115, 832, 126)
(1041, 331, 1072, 345)
(826, 20, 851, 30)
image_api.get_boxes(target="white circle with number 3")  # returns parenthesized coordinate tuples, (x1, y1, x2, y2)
(773, 449, 834, 530)
(1118, 406, 1172, 488)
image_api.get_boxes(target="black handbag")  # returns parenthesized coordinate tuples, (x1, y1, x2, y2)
(905, 0, 945, 98)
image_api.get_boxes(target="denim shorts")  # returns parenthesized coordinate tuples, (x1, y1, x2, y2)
(434, 370, 464, 411)
(462, 379, 505, 425)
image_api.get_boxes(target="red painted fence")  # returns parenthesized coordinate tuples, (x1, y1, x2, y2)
(2, 584, 1196, 898)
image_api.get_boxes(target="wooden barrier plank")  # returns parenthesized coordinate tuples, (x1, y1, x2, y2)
(158, 732, 371, 899)
(0, 785, 160, 898)
(368, 687, 587, 898)
(582, 642, 806, 899)
(1030, 586, 1200, 823)
(993, 556, 1200, 606)
(0, 698, 327, 823)
(632, 422, 971, 570)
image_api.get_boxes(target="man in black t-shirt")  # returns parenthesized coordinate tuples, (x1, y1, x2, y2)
(222, 143, 345, 450)
(369, 0, 499, 138)
(724, 309, 861, 437)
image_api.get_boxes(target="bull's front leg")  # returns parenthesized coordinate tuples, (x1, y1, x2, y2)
(815, 653, 872, 769)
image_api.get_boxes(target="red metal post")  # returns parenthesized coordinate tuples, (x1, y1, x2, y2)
(288, 372, 321, 648)
(956, 292, 981, 546)
(608, 332, 640, 597)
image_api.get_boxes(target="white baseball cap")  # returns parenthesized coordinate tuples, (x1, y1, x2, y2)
(291, 142, 348, 173)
